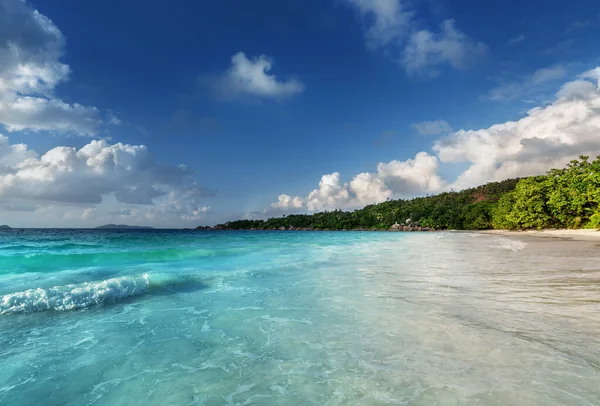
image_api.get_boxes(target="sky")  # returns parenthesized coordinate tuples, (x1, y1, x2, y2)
(1, 0, 600, 228)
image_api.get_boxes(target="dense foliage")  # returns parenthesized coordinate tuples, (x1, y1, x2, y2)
(206, 156, 600, 231)
(492, 156, 600, 230)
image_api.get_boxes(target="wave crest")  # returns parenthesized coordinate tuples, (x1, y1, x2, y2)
(1, 274, 152, 315)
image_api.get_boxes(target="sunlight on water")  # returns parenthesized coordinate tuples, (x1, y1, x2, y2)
(1, 230, 599, 405)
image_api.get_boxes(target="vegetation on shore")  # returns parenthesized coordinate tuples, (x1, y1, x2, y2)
(203, 156, 600, 231)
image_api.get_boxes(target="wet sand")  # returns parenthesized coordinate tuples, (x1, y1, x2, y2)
(478, 229, 600, 242)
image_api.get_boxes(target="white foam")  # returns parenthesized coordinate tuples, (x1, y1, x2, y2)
(0, 274, 150, 315)
(488, 238, 528, 251)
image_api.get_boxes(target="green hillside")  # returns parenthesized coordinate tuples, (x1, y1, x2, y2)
(207, 156, 600, 231)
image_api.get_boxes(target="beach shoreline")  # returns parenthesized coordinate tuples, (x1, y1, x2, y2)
(477, 228, 600, 242)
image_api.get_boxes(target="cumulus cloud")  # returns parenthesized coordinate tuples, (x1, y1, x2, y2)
(412, 120, 452, 135)
(377, 152, 445, 194)
(0, 0, 67, 94)
(487, 65, 567, 102)
(344, 1, 485, 75)
(0, 134, 214, 224)
(556, 80, 595, 100)
(402, 20, 487, 75)
(269, 66, 600, 213)
(269, 152, 444, 213)
(348, 172, 392, 206)
(205, 52, 304, 100)
(435, 67, 600, 189)
(302, 171, 391, 211)
(305, 173, 352, 211)
(271, 194, 304, 210)
(0, 0, 101, 135)
(0, 134, 36, 172)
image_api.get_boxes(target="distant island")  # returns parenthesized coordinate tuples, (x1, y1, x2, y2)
(0, 225, 11, 230)
(95, 224, 154, 230)
(203, 155, 600, 232)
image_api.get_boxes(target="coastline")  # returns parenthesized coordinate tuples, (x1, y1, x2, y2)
(477, 228, 600, 242)
(198, 228, 600, 242)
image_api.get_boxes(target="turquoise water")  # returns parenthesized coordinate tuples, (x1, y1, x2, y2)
(1, 230, 599, 405)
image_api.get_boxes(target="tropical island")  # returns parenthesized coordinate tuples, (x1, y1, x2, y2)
(203, 156, 600, 232)
(0, 225, 12, 230)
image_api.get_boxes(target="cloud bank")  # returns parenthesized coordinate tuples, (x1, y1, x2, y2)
(0, 134, 214, 226)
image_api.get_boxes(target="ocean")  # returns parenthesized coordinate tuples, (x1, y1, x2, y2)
(1, 229, 599, 405)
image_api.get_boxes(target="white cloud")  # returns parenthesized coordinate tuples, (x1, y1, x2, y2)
(266, 172, 393, 214)
(412, 119, 452, 135)
(582, 67, 600, 82)
(271, 194, 304, 210)
(0, 96, 100, 134)
(556, 80, 595, 99)
(269, 66, 600, 212)
(0, 0, 101, 135)
(344, 0, 412, 47)
(270, 152, 443, 213)
(435, 68, 600, 189)
(0, 0, 67, 94)
(0, 134, 36, 172)
(402, 20, 487, 75)
(0, 134, 214, 226)
(487, 65, 567, 102)
(207, 52, 304, 100)
(301, 171, 393, 212)
(377, 152, 445, 194)
(344, 1, 485, 75)
(305, 173, 352, 211)
(349, 172, 392, 206)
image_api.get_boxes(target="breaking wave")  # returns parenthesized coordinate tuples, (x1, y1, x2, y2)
(0, 273, 204, 315)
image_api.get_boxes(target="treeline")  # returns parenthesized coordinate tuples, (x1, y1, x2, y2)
(207, 156, 600, 231)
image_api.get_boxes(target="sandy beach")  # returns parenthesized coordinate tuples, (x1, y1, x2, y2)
(478, 228, 600, 242)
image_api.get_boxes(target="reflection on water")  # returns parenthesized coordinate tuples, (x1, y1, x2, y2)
(0, 230, 599, 405)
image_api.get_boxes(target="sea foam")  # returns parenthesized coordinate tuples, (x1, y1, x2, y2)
(0, 274, 151, 314)
(488, 238, 528, 251)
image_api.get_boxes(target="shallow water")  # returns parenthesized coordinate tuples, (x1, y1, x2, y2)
(1, 230, 599, 405)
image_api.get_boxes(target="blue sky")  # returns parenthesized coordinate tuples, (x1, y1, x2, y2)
(1, 0, 600, 227)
